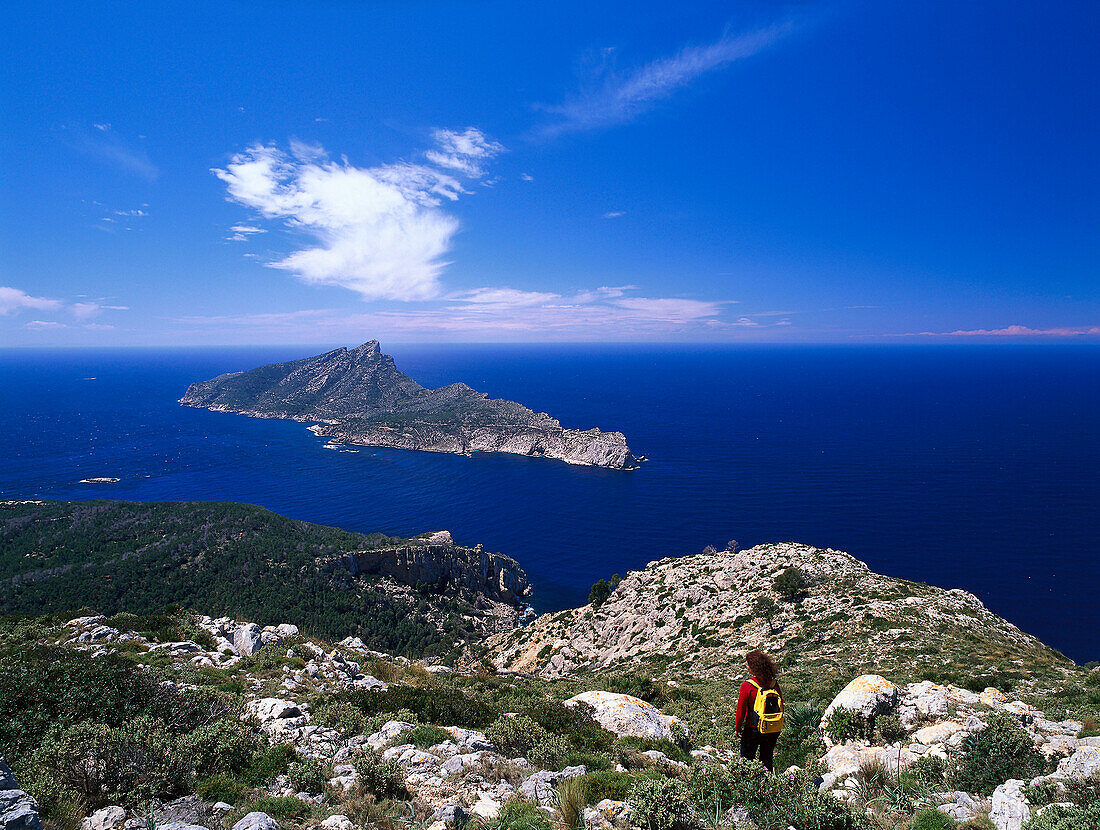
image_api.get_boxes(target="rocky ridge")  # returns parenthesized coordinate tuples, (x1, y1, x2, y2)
(180, 341, 637, 469)
(480, 542, 1070, 681)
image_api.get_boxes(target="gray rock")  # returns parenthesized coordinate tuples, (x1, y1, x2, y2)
(231, 814, 278, 830)
(234, 624, 264, 657)
(82, 807, 127, 830)
(320, 817, 352, 830)
(430, 806, 468, 826)
(565, 691, 686, 741)
(519, 766, 586, 805)
(0, 756, 42, 830)
(990, 780, 1031, 830)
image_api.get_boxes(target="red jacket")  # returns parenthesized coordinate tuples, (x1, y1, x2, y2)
(735, 677, 780, 732)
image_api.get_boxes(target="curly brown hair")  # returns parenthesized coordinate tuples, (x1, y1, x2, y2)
(746, 650, 780, 691)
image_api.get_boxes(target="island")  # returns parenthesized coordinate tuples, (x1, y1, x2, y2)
(180, 340, 638, 468)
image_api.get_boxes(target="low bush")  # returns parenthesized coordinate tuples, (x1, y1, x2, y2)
(341, 685, 499, 728)
(628, 777, 696, 830)
(689, 757, 860, 830)
(554, 777, 585, 829)
(352, 750, 406, 799)
(903, 753, 946, 789)
(615, 736, 691, 765)
(522, 700, 615, 755)
(949, 712, 1047, 795)
(311, 699, 366, 736)
(492, 799, 552, 830)
(1022, 803, 1100, 830)
(185, 718, 261, 777)
(246, 796, 311, 820)
(486, 714, 568, 768)
(875, 713, 907, 744)
(911, 809, 958, 830)
(196, 774, 248, 804)
(824, 707, 863, 743)
(408, 724, 451, 749)
(288, 760, 328, 794)
(588, 580, 612, 609)
(576, 770, 662, 805)
(773, 567, 809, 599)
(242, 744, 297, 786)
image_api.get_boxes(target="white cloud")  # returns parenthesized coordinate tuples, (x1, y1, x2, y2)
(93, 123, 110, 131)
(603, 211, 625, 218)
(537, 21, 794, 136)
(424, 128, 504, 177)
(214, 132, 504, 301)
(521, 173, 534, 182)
(71, 125, 158, 181)
(0, 286, 62, 316)
(25, 320, 66, 329)
(894, 325, 1100, 337)
(113, 208, 147, 216)
(69, 301, 128, 320)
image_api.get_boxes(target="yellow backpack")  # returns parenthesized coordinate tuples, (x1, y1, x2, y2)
(748, 679, 784, 734)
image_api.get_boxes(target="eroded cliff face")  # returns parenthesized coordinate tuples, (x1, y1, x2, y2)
(336, 531, 530, 606)
(480, 543, 1069, 680)
(181, 341, 638, 469)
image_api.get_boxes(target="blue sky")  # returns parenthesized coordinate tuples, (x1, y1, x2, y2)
(1, 0, 1097, 345)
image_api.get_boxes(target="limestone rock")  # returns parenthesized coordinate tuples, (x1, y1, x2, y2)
(231, 814, 278, 830)
(822, 675, 899, 725)
(246, 698, 302, 723)
(912, 721, 964, 745)
(1054, 746, 1100, 780)
(320, 817, 352, 830)
(519, 767, 587, 805)
(234, 624, 264, 657)
(990, 780, 1030, 830)
(82, 807, 127, 830)
(0, 756, 42, 830)
(565, 692, 685, 742)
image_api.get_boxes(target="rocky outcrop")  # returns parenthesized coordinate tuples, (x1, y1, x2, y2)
(482, 543, 1069, 679)
(821, 675, 900, 725)
(0, 756, 41, 830)
(337, 533, 530, 606)
(181, 341, 637, 469)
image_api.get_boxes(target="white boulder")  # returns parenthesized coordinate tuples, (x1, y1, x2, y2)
(990, 780, 1031, 830)
(564, 691, 685, 742)
(82, 807, 126, 830)
(822, 675, 899, 725)
(231, 814, 279, 830)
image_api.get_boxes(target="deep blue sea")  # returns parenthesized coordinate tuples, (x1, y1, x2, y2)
(1, 344, 1097, 662)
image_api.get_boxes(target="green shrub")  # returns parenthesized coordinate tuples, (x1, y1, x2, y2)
(904, 753, 947, 789)
(949, 712, 1047, 795)
(31, 717, 192, 808)
(1022, 803, 1100, 830)
(602, 674, 659, 703)
(352, 750, 406, 799)
(492, 799, 551, 830)
(341, 685, 499, 728)
(311, 699, 366, 736)
(576, 770, 662, 805)
(288, 760, 328, 794)
(824, 708, 863, 743)
(773, 567, 809, 599)
(196, 774, 248, 804)
(522, 700, 615, 755)
(911, 809, 957, 830)
(554, 777, 585, 830)
(242, 743, 297, 786)
(614, 736, 690, 765)
(247, 796, 310, 820)
(588, 580, 612, 609)
(628, 777, 696, 830)
(184, 719, 261, 777)
(689, 757, 859, 830)
(875, 713, 907, 744)
(408, 724, 451, 749)
(486, 714, 568, 768)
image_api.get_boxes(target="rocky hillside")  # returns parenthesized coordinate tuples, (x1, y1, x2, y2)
(0, 500, 529, 657)
(481, 543, 1071, 686)
(4, 608, 1097, 830)
(181, 341, 637, 468)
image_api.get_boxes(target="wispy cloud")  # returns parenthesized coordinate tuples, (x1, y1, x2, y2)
(68, 124, 158, 181)
(70, 301, 129, 320)
(893, 325, 1100, 338)
(214, 130, 504, 301)
(424, 128, 504, 177)
(171, 286, 736, 339)
(25, 320, 67, 330)
(0, 286, 62, 316)
(536, 21, 795, 137)
(603, 211, 625, 219)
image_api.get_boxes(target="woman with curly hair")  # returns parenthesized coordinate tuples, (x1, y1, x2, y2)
(735, 649, 783, 769)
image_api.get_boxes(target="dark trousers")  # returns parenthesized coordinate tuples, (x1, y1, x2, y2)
(740, 726, 779, 770)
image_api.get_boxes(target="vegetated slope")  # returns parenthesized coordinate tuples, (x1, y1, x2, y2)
(180, 340, 637, 468)
(481, 543, 1073, 690)
(0, 499, 528, 658)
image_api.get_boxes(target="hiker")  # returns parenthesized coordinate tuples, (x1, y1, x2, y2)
(735, 649, 784, 770)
